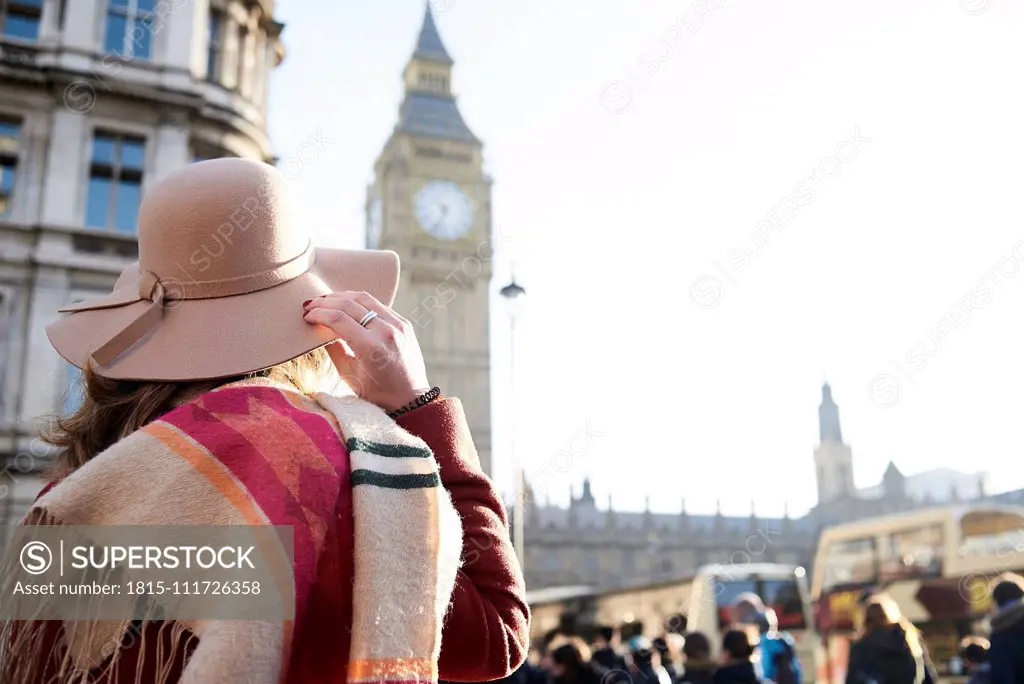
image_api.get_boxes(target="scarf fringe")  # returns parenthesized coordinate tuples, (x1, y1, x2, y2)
(0, 509, 194, 684)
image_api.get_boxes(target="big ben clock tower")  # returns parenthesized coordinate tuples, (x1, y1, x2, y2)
(366, 6, 495, 475)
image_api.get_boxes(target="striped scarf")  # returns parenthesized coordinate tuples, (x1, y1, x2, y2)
(0, 379, 463, 683)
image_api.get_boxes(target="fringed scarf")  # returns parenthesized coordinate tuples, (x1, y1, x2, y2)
(0, 379, 464, 684)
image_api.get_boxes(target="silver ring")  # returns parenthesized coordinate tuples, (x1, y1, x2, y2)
(358, 310, 379, 328)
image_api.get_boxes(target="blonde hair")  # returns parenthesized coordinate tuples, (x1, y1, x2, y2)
(45, 347, 336, 479)
(862, 594, 923, 658)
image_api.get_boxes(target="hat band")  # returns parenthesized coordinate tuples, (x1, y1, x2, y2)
(85, 242, 315, 368)
(160, 242, 316, 301)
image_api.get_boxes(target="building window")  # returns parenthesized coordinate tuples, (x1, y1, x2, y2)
(190, 144, 237, 164)
(206, 10, 222, 81)
(0, 118, 20, 219)
(105, 0, 157, 60)
(63, 363, 84, 415)
(1, 0, 42, 40)
(960, 509, 1024, 558)
(235, 22, 249, 94)
(251, 33, 266, 105)
(85, 132, 145, 233)
(0, 287, 13, 418)
(541, 549, 560, 573)
(880, 525, 943, 581)
(822, 536, 877, 591)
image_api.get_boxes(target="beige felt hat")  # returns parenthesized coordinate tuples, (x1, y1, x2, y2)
(46, 158, 399, 381)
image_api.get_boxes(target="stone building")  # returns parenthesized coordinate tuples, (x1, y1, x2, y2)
(522, 382, 1009, 591)
(521, 478, 820, 591)
(366, 6, 495, 474)
(0, 0, 284, 536)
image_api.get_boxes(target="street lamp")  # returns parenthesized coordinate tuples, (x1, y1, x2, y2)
(499, 275, 527, 571)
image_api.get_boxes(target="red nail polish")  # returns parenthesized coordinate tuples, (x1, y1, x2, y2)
(302, 300, 312, 307)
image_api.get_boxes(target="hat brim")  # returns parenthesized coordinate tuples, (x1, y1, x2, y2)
(46, 248, 400, 382)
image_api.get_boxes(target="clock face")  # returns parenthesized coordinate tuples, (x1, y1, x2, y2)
(414, 180, 474, 240)
(367, 197, 382, 248)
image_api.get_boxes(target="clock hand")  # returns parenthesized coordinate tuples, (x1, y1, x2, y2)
(432, 205, 450, 235)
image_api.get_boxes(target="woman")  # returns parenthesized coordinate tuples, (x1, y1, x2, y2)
(713, 629, 760, 684)
(845, 595, 923, 684)
(1, 159, 529, 683)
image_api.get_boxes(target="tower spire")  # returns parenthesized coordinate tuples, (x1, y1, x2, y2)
(580, 477, 595, 506)
(819, 381, 844, 444)
(398, 4, 478, 143)
(413, 4, 453, 64)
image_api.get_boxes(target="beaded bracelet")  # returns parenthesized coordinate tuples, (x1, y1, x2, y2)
(388, 387, 441, 420)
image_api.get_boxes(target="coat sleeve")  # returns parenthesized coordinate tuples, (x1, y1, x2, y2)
(397, 397, 530, 682)
(844, 643, 861, 684)
(988, 634, 1015, 684)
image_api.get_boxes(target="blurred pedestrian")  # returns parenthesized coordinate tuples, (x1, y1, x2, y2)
(493, 644, 549, 684)
(855, 591, 937, 684)
(653, 634, 685, 683)
(754, 609, 801, 684)
(844, 595, 923, 684)
(731, 593, 767, 627)
(679, 632, 717, 684)
(627, 636, 673, 684)
(958, 636, 991, 684)
(714, 629, 761, 684)
(988, 572, 1024, 684)
(593, 625, 628, 672)
(549, 638, 605, 684)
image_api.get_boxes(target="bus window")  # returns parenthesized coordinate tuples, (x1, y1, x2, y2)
(880, 525, 944, 581)
(823, 537, 877, 590)
(761, 578, 807, 630)
(959, 510, 1024, 558)
(713, 578, 758, 629)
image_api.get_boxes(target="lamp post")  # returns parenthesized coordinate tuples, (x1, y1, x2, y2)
(499, 275, 527, 570)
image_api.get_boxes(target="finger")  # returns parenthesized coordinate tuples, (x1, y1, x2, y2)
(303, 306, 375, 355)
(306, 296, 384, 329)
(310, 292, 406, 329)
(319, 298, 381, 330)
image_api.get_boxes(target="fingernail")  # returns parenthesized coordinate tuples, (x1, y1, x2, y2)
(302, 300, 312, 307)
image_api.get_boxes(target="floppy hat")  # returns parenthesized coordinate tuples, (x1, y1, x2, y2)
(46, 158, 399, 381)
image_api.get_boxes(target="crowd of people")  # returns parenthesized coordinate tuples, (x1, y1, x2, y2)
(497, 572, 1024, 684)
(501, 593, 803, 684)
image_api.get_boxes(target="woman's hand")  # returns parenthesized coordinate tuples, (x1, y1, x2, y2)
(303, 292, 431, 412)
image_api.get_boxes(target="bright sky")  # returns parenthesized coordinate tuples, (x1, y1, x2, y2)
(267, 0, 1024, 518)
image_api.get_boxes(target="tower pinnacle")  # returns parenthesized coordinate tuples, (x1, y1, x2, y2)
(398, 5, 477, 143)
(819, 381, 844, 444)
(412, 4, 453, 64)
